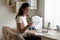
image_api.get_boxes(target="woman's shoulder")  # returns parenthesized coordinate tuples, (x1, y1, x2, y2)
(18, 16, 26, 18)
(17, 16, 24, 18)
(17, 16, 26, 20)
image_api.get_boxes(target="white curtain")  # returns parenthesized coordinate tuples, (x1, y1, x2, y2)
(44, 0, 60, 29)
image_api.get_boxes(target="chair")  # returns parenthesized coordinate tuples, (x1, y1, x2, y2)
(31, 16, 43, 30)
(2, 26, 25, 40)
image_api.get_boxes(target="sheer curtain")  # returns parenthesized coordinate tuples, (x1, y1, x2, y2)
(44, 0, 60, 29)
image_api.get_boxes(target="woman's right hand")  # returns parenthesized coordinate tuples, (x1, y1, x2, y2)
(27, 17, 33, 27)
(27, 22, 33, 28)
(28, 22, 33, 26)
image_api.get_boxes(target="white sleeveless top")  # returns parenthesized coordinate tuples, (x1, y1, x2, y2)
(16, 16, 28, 37)
(16, 16, 28, 27)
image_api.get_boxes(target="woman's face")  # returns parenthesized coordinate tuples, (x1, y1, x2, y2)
(23, 7, 30, 15)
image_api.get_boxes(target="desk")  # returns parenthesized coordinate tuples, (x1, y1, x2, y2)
(27, 29, 60, 40)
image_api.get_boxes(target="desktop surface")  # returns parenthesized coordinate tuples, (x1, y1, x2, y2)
(27, 29, 60, 40)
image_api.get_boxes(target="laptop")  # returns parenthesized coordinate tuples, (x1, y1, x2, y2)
(37, 22, 50, 33)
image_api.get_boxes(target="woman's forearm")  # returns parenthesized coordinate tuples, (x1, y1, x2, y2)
(18, 25, 30, 34)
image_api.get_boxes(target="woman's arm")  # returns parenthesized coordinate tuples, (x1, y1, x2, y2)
(17, 23, 30, 34)
(17, 15, 32, 34)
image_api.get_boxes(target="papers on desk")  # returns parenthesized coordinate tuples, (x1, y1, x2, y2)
(35, 32, 44, 35)
(31, 21, 42, 30)
(35, 31, 47, 35)
(31, 16, 42, 30)
(35, 30, 55, 36)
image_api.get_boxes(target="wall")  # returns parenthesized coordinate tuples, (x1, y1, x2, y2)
(35, 0, 44, 17)
(0, 0, 16, 39)
(35, 0, 45, 28)
(0, 0, 35, 39)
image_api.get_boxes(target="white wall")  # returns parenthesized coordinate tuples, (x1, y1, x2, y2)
(0, 0, 36, 39)
(35, 0, 44, 17)
(35, 0, 44, 28)
(0, 0, 17, 38)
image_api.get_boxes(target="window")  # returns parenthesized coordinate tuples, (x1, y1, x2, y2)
(27, 0, 37, 9)
(44, 0, 60, 29)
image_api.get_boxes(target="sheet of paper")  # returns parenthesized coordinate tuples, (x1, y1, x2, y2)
(35, 32, 44, 35)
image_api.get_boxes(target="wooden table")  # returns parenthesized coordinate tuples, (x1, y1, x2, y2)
(26, 29, 60, 40)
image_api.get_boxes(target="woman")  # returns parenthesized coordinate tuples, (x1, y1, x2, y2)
(15, 3, 32, 39)
(16, 3, 41, 40)
(16, 3, 31, 33)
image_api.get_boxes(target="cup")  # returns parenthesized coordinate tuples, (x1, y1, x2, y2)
(29, 17, 32, 22)
(27, 17, 32, 24)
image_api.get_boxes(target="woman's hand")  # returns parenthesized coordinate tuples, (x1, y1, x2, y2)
(28, 22, 33, 26)
(27, 22, 33, 28)
(27, 17, 33, 27)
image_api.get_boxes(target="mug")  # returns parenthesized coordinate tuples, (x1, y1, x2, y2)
(29, 17, 32, 22)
